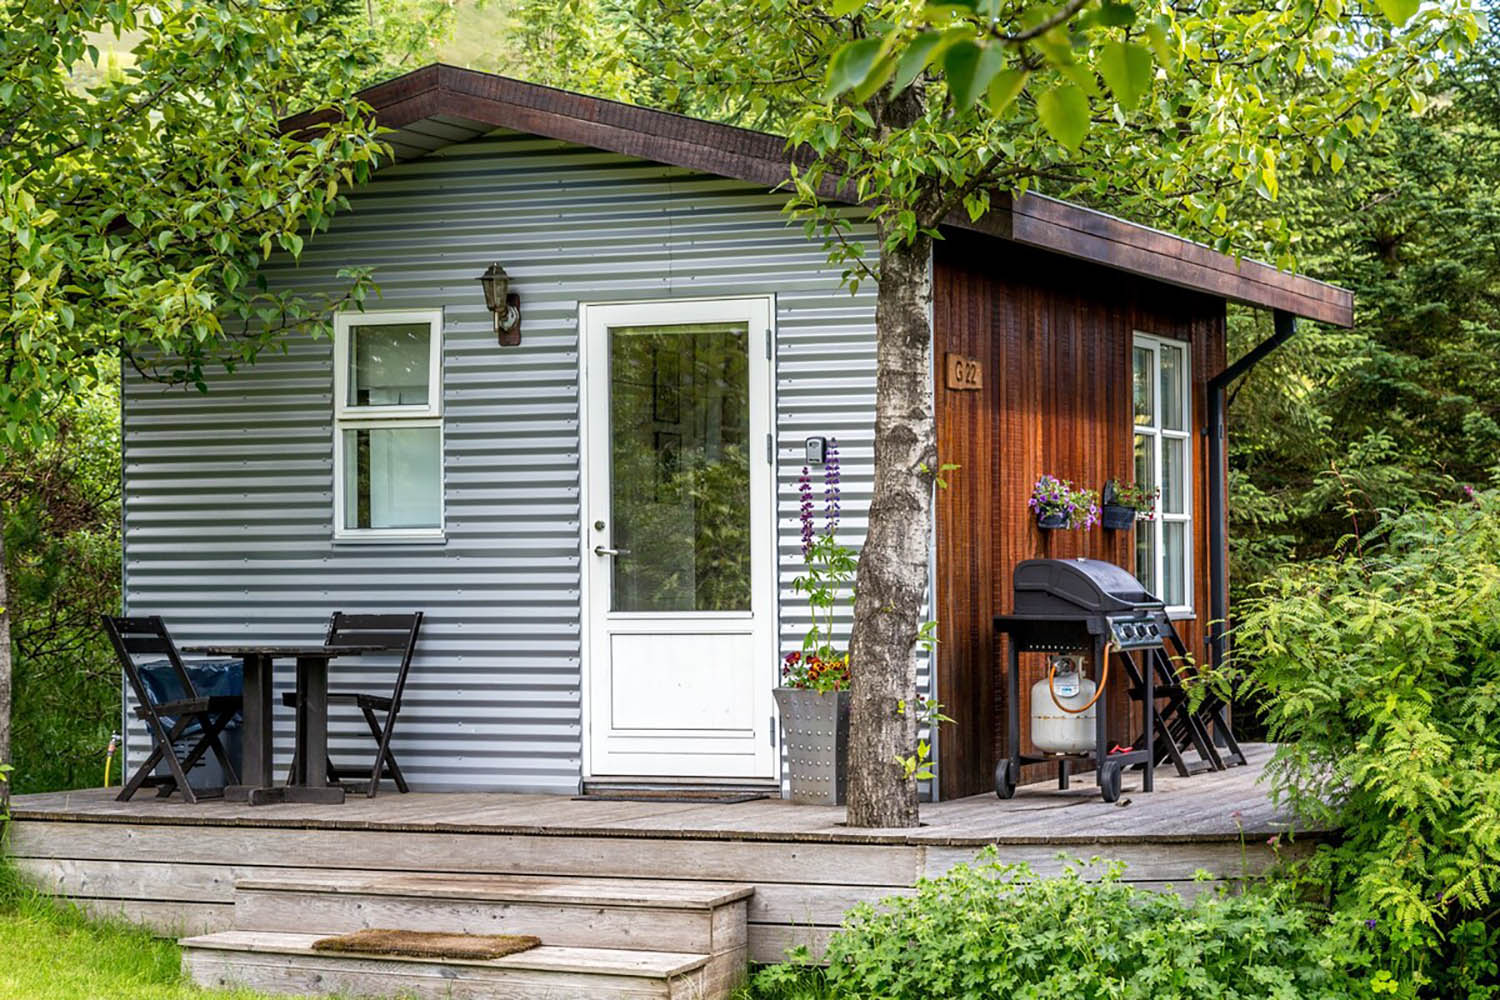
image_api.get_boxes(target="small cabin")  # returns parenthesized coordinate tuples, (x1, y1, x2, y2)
(117, 63, 1353, 799)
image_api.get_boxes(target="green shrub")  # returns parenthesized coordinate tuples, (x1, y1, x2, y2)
(748, 853, 1359, 1000)
(1235, 488, 1500, 998)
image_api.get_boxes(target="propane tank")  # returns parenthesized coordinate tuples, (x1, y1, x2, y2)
(1030, 655, 1097, 754)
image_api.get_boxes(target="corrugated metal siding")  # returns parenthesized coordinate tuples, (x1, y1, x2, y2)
(125, 130, 937, 794)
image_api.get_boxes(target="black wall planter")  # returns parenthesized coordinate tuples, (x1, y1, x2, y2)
(1036, 510, 1070, 529)
(1101, 504, 1136, 531)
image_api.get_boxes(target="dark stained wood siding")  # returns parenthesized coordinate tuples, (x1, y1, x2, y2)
(933, 232, 1227, 801)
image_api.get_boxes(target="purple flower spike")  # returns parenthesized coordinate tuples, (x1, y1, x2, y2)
(1365, 918, 1378, 930)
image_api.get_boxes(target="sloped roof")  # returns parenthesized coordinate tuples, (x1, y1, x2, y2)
(283, 63, 1353, 327)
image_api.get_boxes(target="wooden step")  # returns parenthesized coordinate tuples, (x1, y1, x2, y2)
(181, 930, 736, 1000)
(232, 874, 752, 956)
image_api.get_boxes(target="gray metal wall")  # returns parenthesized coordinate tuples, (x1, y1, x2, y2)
(123, 130, 934, 794)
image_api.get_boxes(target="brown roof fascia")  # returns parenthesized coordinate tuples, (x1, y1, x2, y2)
(282, 63, 1354, 327)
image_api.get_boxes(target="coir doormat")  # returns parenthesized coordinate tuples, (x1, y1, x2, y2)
(311, 929, 542, 961)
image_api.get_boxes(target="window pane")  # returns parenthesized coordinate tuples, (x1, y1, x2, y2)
(1134, 433, 1156, 495)
(1162, 437, 1186, 515)
(1160, 342, 1186, 431)
(609, 323, 751, 612)
(1135, 519, 1157, 594)
(1164, 521, 1187, 606)
(1133, 346, 1154, 426)
(342, 426, 441, 529)
(349, 323, 432, 407)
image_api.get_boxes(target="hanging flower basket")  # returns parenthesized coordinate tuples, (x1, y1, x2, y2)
(1029, 475, 1099, 530)
(1100, 479, 1158, 531)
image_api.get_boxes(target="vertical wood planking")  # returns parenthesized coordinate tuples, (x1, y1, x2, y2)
(933, 233, 1227, 800)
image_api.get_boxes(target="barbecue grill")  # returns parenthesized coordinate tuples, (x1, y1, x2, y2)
(994, 558, 1162, 803)
(1012, 557, 1171, 650)
(994, 558, 1245, 802)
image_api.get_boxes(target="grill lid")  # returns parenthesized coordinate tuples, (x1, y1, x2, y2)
(1013, 558, 1162, 616)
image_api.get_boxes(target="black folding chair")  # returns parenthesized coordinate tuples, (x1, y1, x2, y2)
(284, 612, 423, 797)
(1124, 618, 1247, 774)
(102, 615, 242, 803)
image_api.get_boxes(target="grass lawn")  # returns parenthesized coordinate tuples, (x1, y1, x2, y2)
(0, 862, 277, 1000)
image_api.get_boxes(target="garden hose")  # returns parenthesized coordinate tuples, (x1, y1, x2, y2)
(103, 732, 119, 788)
(1048, 643, 1114, 715)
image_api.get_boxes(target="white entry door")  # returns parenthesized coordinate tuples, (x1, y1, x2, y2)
(582, 297, 776, 781)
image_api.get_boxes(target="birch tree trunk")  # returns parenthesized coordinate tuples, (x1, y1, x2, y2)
(845, 218, 937, 828)
(0, 523, 13, 805)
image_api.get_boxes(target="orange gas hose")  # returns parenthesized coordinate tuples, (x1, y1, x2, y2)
(1048, 643, 1114, 715)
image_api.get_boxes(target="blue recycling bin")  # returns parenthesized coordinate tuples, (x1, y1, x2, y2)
(138, 659, 244, 790)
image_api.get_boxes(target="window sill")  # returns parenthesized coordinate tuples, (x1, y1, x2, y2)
(333, 532, 447, 546)
(1166, 608, 1195, 621)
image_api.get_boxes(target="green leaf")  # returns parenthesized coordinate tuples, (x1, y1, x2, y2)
(1095, 2, 1136, 27)
(985, 68, 1029, 116)
(829, 0, 865, 14)
(945, 41, 1007, 111)
(891, 31, 944, 95)
(825, 37, 883, 98)
(1143, 20, 1174, 70)
(1037, 84, 1090, 150)
(1372, 0, 1420, 27)
(1097, 40, 1153, 111)
(1058, 61, 1100, 98)
(852, 54, 897, 103)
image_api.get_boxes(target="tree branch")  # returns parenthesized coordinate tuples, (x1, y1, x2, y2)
(987, 0, 1092, 45)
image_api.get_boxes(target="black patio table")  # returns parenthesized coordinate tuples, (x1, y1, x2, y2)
(181, 643, 383, 806)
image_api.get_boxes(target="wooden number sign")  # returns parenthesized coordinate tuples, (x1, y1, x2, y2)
(946, 353, 983, 391)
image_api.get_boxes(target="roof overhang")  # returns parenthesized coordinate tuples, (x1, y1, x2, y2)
(283, 63, 1353, 327)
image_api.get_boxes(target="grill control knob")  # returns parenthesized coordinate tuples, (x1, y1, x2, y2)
(1148, 623, 1159, 636)
(1119, 624, 1136, 639)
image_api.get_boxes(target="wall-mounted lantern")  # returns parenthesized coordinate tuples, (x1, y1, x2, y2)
(477, 262, 522, 346)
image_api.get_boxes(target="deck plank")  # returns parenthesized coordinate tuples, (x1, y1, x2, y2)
(8, 745, 1306, 845)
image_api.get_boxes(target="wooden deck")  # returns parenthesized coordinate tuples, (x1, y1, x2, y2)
(6, 744, 1323, 964)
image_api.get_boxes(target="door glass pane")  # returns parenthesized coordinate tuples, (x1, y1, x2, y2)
(609, 323, 751, 612)
(1160, 342, 1185, 431)
(1135, 519, 1157, 594)
(1133, 346, 1154, 426)
(342, 426, 441, 529)
(1164, 521, 1187, 606)
(349, 323, 431, 407)
(1162, 437, 1186, 515)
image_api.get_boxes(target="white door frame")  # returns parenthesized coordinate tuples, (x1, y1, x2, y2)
(578, 295, 779, 782)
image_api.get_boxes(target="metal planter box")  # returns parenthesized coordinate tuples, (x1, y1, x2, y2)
(774, 688, 851, 806)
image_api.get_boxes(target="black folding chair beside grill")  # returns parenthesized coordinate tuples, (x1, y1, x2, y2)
(103, 615, 243, 804)
(283, 612, 423, 797)
(1122, 619, 1246, 774)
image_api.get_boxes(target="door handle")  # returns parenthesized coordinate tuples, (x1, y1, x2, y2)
(593, 546, 628, 557)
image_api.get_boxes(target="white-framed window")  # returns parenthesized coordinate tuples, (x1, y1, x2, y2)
(1133, 332, 1192, 612)
(332, 309, 445, 541)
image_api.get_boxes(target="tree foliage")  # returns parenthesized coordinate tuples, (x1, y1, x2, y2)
(1222, 12, 1500, 587)
(0, 0, 402, 447)
(0, 384, 120, 795)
